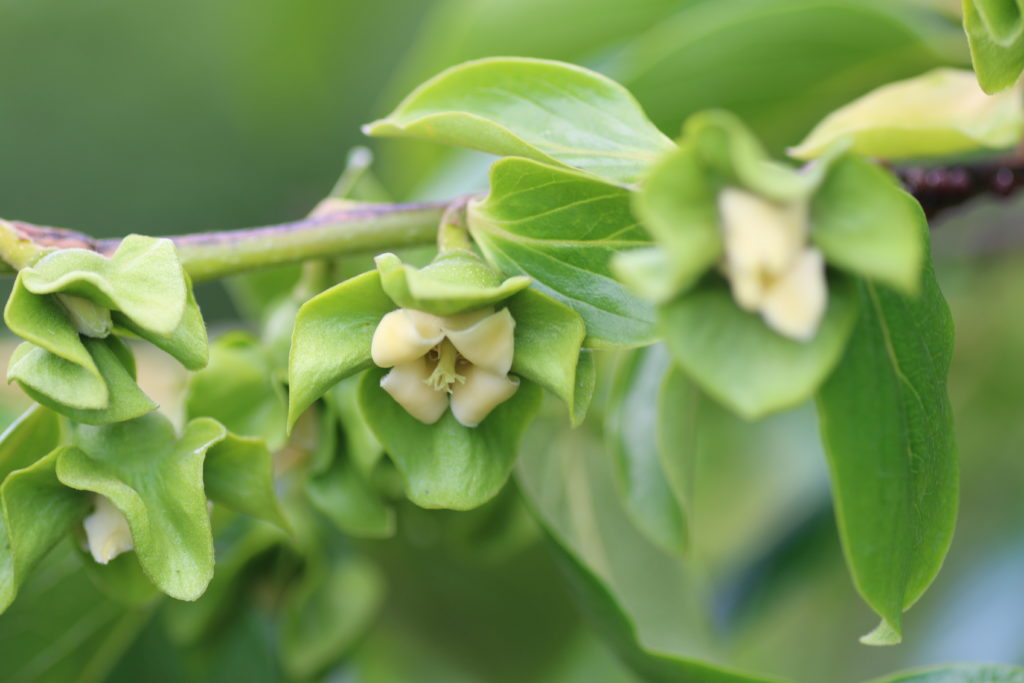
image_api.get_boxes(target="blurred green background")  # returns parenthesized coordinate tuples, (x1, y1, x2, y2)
(4, 0, 1024, 681)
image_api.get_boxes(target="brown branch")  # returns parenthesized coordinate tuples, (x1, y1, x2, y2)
(895, 162, 1024, 220)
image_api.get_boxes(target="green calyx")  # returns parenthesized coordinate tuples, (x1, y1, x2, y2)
(3, 235, 209, 425)
(375, 250, 531, 317)
(612, 109, 929, 419)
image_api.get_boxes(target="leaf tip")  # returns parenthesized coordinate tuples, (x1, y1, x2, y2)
(859, 618, 902, 646)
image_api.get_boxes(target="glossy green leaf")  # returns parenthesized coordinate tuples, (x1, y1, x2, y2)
(504, 287, 588, 424)
(816, 259, 956, 645)
(360, 367, 543, 510)
(606, 345, 694, 555)
(0, 405, 61, 481)
(375, 251, 531, 316)
(790, 68, 1024, 159)
(470, 157, 657, 348)
(660, 276, 859, 420)
(516, 418, 778, 683)
(0, 448, 90, 613)
(619, 145, 721, 302)
(57, 414, 225, 601)
(114, 274, 208, 371)
(4, 274, 95, 371)
(186, 331, 287, 450)
(11, 337, 157, 425)
(810, 156, 925, 294)
(203, 428, 288, 530)
(288, 270, 395, 429)
(19, 235, 187, 337)
(868, 664, 1024, 683)
(965, 0, 1024, 93)
(280, 557, 386, 680)
(365, 57, 673, 184)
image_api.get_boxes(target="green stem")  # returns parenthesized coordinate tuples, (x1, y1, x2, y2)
(4, 200, 452, 282)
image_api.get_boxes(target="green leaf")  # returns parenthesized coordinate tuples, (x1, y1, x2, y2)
(0, 448, 90, 613)
(810, 155, 925, 294)
(816, 260, 956, 645)
(114, 274, 208, 371)
(606, 345, 694, 555)
(619, 145, 721, 302)
(19, 235, 188, 337)
(375, 251, 531, 317)
(4, 274, 96, 372)
(11, 338, 158, 425)
(327, 376, 384, 477)
(867, 664, 1024, 683)
(203, 427, 288, 530)
(360, 367, 543, 510)
(469, 157, 657, 348)
(306, 453, 395, 539)
(186, 331, 287, 450)
(57, 414, 225, 601)
(516, 418, 778, 683)
(790, 68, 1024, 159)
(280, 557, 385, 680)
(660, 276, 859, 419)
(0, 405, 61, 482)
(288, 270, 395, 429)
(965, 0, 1024, 93)
(504, 287, 588, 424)
(365, 57, 673, 184)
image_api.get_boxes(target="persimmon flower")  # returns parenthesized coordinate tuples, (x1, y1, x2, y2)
(718, 187, 827, 341)
(83, 494, 134, 564)
(371, 307, 519, 427)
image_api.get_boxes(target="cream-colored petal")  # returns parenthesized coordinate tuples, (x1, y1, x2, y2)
(450, 366, 520, 428)
(380, 357, 449, 424)
(371, 309, 445, 368)
(724, 266, 765, 312)
(445, 308, 516, 375)
(718, 187, 807, 277)
(83, 494, 134, 565)
(760, 248, 828, 341)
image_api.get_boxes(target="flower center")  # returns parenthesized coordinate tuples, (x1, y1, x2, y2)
(424, 339, 466, 393)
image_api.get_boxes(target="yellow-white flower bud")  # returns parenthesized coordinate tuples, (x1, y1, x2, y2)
(372, 306, 518, 427)
(83, 494, 134, 564)
(717, 188, 827, 340)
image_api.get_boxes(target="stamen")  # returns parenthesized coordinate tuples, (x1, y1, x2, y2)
(424, 339, 465, 393)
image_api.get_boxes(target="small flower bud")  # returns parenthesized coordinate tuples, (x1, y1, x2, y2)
(83, 494, 134, 564)
(57, 294, 112, 338)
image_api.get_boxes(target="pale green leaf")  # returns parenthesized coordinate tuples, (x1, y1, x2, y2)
(280, 558, 385, 680)
(0, 448, 90, 613)
(965, 0, 1024, 93)
(288, 270, 395, 429)
(505, 287, 588, 425)
(0, 405, 61, 482)
(816, 256, 956, 645)
(375, 251, 531, 317)
(606, 345, 694, 555)
(11, 338, 157, 425)
(360, 368, 542, 510)
(306, 454, 395, 539)
(810, 155, 925, 294)
(57, 414, 225, 601)
(621, 145, 721, 302)
(365, 57, 673, 184)
(19, 235, 187, 337)
(114, 274, 208, 371)
(660, 277, 859, 420)
(790, 68, 1024, 159)
(4, 275, 95, 372)
(867, 664, 1024, 683)
(469, 157, 657, 348)
(203, 427, 288, 530)
(186, 331, 287, 450)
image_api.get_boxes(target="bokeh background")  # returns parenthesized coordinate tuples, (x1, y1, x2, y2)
(3, 0, 1024, 681)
